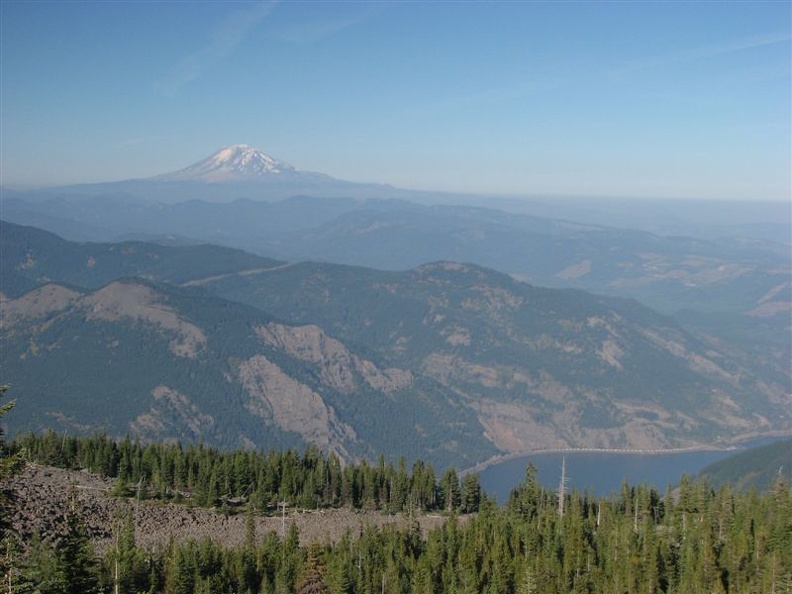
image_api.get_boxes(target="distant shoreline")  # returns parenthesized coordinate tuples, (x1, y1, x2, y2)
(461, 431, 792, 476)
(461, 445, 723, 476)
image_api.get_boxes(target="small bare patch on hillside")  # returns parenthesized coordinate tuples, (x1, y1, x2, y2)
(638, 327, 739, 384)
(83, 282, 206, 358)
(475, 397, 686, 454)
(130, 386, 216, 441)
(755, 281, 791, 305)
(555, 260, 592, 280)
(610, 254, 757, 289)
(442, 326, 471, 346)
(421, 355, 573, 404)
(0, 284, 81, 329)
(748, 301, 792, 318)
(474, 399, 567, 453)
(16, 250, 36, 270)
(465, 285, 524, 311)
(597, 339, 624, 370)
(181, 264, 292, 287)
(256, 323, 412, 393)
(422, 353, 501, 388)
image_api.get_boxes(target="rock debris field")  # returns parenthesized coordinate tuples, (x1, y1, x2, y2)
(7, 464, 452, 553)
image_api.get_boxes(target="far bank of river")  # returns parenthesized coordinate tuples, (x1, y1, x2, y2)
(477, 448, 734, 503)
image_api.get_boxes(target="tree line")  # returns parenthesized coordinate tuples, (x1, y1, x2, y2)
(3, 428, 791, 593)
(12, 431, 482, 514)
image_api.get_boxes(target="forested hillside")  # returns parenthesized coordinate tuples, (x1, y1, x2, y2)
(5, 195, 789, 315)
(4, 432, 791, 594)
(2, 276, 493, 469)
(699, 438, 792, 491)
(203, 259, 790, 451)
(12, 432, 473, 514)
(0, 219, 283, 299)
(2, 221, 790, 467)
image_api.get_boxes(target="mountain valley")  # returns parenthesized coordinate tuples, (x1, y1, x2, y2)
(1, 146, 790, 470)
(2, 219, 789, 470)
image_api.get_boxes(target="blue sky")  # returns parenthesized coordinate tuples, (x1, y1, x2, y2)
(1, 1, 789, 201)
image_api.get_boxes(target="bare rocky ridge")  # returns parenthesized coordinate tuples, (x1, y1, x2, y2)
(0, 284, 82, 330)
(130, 386, 217, 441)
(83, 282, 207, 358)
(239, 354, 356, 460)
(7, 465, 450, 554)
(1, 280, 207, 359)
(256, 323, 413, 393)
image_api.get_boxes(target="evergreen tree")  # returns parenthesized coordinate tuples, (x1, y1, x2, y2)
(516, 563, 538, 594)
(296, 543, 330, 594)
(15, 530, 60, 594)
(0, 386, 24, 532)
(106, 504, 149, 594)
(440, 468, 461, 513)
(461, 473, 481, 513)
(0, 386, 26, 594)
(164, 541, 195, 594)
(2, 535, 36, 594)
(54, 489, 100, 594)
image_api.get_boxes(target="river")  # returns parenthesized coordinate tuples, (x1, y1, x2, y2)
(477, 448, 736, 503)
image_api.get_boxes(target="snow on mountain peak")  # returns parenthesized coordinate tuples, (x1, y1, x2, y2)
(156, 144, 298, 182)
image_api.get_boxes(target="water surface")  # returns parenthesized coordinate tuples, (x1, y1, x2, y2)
(478, 449, 735, 503)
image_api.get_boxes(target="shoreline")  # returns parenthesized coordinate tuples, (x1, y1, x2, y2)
(461, 431, 792, 476)
(461, 445, 723, 477)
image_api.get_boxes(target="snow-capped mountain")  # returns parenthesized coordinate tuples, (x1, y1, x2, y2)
(154, 144, 302, 182)
(10, 143, 408, 203)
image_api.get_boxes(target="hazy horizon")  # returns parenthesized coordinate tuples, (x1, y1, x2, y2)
(1, 2, 790, 202)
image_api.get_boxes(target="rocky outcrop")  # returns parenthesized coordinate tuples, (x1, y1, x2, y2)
(255, 323, 413, 394)
(238, 354, 356, 461)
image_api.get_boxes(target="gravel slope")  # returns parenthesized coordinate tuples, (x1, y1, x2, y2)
(6, 464, 451, 553)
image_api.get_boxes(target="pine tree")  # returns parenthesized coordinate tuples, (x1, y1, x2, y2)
(327, 554, 353, 594)
(54, 489, 100, 594)
(2, 536, 35, 594)
(239, 507, 260, 594)
(461, 473, 481, 514)
(107, 505, 148, 594)
(296, 543, 330, 594)
(164, 542, 195, 594)
(441, 468, 461, 513)
(15, 530, 59, 594)
(516, 563, 538, 594)
(0, 386, 26, 594)
(0, 385, 24, 531)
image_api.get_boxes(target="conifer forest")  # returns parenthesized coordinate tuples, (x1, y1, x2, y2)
(3, 429, 791, 594)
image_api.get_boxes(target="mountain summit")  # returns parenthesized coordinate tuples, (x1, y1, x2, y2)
(13, 143, 403, 202)
(154, 145, 299, 183)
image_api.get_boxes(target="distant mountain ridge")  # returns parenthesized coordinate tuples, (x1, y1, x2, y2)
(4, 144, 404, 203)
(2, 221, 789, 468)
(2, 149, 787, 456)
(4, 194, 787, 318)
(3, 143, 789, 240)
